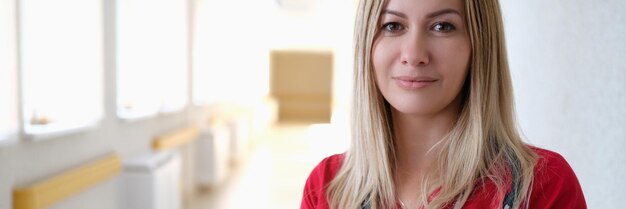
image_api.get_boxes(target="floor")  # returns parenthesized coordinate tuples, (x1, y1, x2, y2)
(185, 122, 349, 209)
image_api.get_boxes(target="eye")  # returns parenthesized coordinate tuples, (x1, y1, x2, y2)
(431, 22, 456, 32)
(381, 22, 405, 33)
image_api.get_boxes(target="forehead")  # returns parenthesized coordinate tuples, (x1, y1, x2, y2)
(383, 0, 465, 17)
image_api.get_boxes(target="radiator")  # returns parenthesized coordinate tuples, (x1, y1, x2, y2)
(195, 125, 231, 187)
(121, 150, 182, 209)
(229, 115, 251, 165)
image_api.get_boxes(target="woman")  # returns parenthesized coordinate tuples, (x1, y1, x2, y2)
(300, 0, 587, 208)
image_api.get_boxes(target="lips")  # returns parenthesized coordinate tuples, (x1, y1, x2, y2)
(392, 76, 438, 89)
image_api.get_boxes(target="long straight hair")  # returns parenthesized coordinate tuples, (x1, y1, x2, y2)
(326, 0, 538, 208)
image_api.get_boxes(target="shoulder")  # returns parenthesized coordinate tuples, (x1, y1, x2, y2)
(528, 146, 587, 208)
(464, 146, 587, 209)
(300, 154, 344, 209)
(530, 146, 580, 183)
(309, 153, 345, 182)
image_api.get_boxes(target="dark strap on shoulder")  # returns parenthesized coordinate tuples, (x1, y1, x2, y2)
(502, 153, 521, 209)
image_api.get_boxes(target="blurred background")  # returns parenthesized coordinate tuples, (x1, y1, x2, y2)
(0, 0, 624, 209)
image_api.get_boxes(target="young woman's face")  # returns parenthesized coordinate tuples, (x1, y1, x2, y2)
(372, 0, 471, 116)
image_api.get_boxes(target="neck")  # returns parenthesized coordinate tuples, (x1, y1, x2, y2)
(391, 96, 462, 207)
(392, 99, 461, 173)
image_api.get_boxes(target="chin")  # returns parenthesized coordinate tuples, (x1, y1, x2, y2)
(389, 101, 440, 116)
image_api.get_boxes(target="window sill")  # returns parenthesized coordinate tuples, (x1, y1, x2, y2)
(117, 105, 187, 122)
(24, 119, 101, 141)
(159, 105, 186, 115)
(117, 108, 158, 122)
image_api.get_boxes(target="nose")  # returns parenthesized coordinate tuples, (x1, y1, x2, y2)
(400, 32, 430, 67)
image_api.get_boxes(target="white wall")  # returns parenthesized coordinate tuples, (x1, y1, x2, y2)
(193, 0, 274, 105)
(500, 1, 626, 208)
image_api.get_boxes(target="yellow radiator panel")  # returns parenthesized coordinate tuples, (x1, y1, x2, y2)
(13, 153, 121, 209)
(152, 126, 199, 151)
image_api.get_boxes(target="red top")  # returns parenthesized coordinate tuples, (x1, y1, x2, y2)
(300, 147, 587, 209)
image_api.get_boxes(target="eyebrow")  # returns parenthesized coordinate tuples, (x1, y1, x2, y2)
(382, 8, 461, 19)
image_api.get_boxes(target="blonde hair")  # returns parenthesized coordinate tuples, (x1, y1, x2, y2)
(326, 0, 538, 208)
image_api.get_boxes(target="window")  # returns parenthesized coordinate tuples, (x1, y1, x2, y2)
(192, 1, 270, 106)
(116, 0, 189, 119)
(1, 0, 18, 143)
(19, 0, 104, 137)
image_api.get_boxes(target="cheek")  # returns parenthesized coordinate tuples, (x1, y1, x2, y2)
(372, 40, 391, 84)
(435, 41, 471, 82)
(455, 48, 471, 82)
